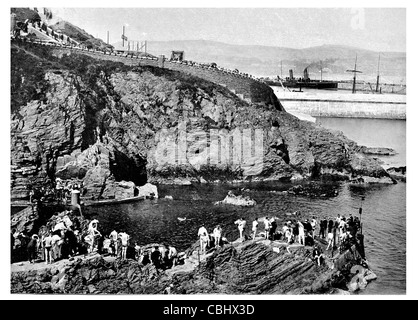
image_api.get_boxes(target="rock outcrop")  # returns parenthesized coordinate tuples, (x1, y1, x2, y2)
(215, 191, 256, 206)
(11, 238, 375, 295)
(11, 41, 393, 200)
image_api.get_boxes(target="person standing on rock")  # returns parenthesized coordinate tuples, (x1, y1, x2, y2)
(198, 224, 209, 253)
(297, 220, 305, 246)
(87, 220, 101, 254)
(118, 232, 130, 261)
(319, 219, 327, 239)
(252, 218, 259, 240)
(235, 218, 246, 240)
(311, 217, 317, 239)
(168, 245, 178, 267)
(27, 234, 39, 263)
(213, 225, 222, 247)
(263, 217, 271, 239)
(43, 232, 53, 264)
(326, 219, 335, 251)
(269, 217, 277, 240)
(109, 230, 118, 257)
(151, 246, 162, 269)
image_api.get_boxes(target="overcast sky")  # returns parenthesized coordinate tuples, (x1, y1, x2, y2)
(48, 7, 406, 52)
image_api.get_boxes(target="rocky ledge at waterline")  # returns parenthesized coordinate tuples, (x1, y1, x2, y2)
(11, 238, 375, 295)
(11, 42, 394, 200)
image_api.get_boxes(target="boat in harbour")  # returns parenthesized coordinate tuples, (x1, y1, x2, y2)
(265, 66, 338, 90)
(83, 195, 148, 207)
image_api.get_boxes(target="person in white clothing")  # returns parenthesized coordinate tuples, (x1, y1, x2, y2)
(311, 217, 317, 239)
(168, 245, 178, 266)
(213, 225, 222, 247)
(252, 219, 259, 240)
(118, 232, 129, 260)
(198, 225, 209, 253)
(234, 218, 246, 239)
(87, 220, 101, 253)
(298, 220, 305, 246)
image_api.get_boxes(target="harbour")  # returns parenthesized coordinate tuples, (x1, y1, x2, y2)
(9, 7, 407, 298)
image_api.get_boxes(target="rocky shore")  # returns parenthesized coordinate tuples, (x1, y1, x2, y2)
(11, 235, 375, 295)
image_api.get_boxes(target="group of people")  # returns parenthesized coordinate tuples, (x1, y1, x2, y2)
(197, 224, 227, 254)
(28, 178, 83, 205)
(14, 211, 185, 271)
(54, 178, 83, 203)
(12, 213, 83, 265)
(135, 244, 180, 270)
(233, 216, 318, 246)
(194, 212, 361, 267)
(12, 213, 133, 265)
(320, 214, 361, 253)
(101, 229, 130, 260)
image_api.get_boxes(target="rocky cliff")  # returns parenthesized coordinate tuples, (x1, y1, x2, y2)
(10, 41, 392, 200)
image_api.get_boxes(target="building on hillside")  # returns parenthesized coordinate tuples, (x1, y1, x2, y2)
(170, 51, 185, 62)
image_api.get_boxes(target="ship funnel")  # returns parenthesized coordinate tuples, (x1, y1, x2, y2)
(303, 67, 309, 80)
(289, 69, 294, 80)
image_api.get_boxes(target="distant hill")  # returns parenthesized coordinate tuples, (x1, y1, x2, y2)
(133, 40, 405, 82)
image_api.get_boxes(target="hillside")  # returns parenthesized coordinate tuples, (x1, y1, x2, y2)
(133, 40, 405, 81)
(50, 20, 113, 51)
(11, 7, 113, 52)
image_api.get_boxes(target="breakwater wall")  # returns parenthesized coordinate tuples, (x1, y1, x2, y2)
(273, 89, 406, 120)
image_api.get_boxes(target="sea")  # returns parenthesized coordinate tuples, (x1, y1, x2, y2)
(85, 97, 407, 295)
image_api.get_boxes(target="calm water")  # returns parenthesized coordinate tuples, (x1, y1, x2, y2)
(316, 117, 406, 168)
(85, 117, 406, 295)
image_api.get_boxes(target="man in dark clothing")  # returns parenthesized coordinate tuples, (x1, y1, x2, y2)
(327, 220, 334, 233)
(312, 245, 323, 266)
(151, 246, 161, 269)
(319, 219, 327, 239)
(27, 235, 38, 263)
(269, 219, 277, 240)
(305, 219, 313, 234)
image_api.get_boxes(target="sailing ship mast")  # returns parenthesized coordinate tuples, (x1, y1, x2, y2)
(376, 53, 381, 93)
(346, 54, 363, 94)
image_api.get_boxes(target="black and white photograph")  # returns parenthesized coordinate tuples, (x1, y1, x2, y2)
(5, 1, 415, 302)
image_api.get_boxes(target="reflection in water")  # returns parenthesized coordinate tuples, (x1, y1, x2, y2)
(85, 180, 406, 295)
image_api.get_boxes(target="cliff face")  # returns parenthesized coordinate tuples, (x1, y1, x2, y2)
(10, 41, 391, 200)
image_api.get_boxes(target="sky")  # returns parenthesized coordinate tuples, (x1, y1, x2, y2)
(47, 7, 406, 52)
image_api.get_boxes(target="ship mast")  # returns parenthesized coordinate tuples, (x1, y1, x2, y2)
(346, 54, 363, 94)
(376, 53, 381, 93)
(320, 60, 323, 82)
